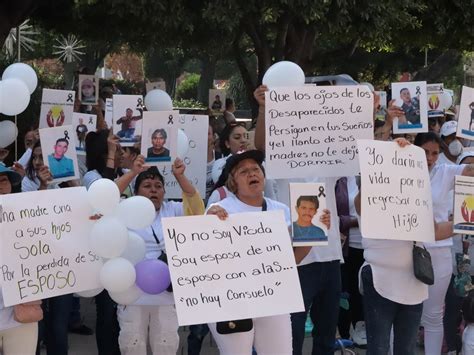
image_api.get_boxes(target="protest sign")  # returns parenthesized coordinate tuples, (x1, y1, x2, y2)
(105, 98, 113, 128)
(113, 95, 144, 146)
(375, 91, 387, 121)
(391, 81, 428, 134)
(78, 75, 99, 105)
(157, 115, 208, 199)
(289, 183, 328, 246)
(454, 175, 474, 235)
(209, 89, 225, 113)
(39, 125, 80, 184)
(264, 86, 374, 179)
(0, 187, 102, 306)
(72, 113, 96, 154)
(457, 86, 474, 140)
(162, 210, 304, 325)
(357, 139, 434, 242)
(39, 89, 75, 129)
(140, 111, 178, 166)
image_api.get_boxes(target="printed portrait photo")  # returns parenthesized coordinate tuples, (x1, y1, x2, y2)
(113, 95, 144, 146)
(72, 113, 97, 154)
(39, 125, 80, 184)
(209, 89, 226, 113)
(391, 81, 428, 134)
(79, 75, 99, 105)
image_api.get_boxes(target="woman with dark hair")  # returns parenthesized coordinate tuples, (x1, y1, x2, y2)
(83, 129, 147, 355)
(22, 141, 54, 192)
(414, 132, 474, 354)
(0, 165, 39, 354)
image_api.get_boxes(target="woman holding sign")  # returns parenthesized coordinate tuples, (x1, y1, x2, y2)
(207, 150, 329, 354)
(414, 132, 474, 355)
(117, 160, 204, 355)
(0, 164, 40, 354)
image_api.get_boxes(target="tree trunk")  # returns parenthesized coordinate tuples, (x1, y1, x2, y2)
(197, 55, 216, 105)
(413, 49, 462, 82)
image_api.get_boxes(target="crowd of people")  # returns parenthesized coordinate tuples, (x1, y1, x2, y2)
(0, 80, 473, 355)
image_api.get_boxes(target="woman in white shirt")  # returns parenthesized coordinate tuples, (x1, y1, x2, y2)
(207, 150, 329, 354)
(414, 132, 474, 355)
(117, 160, 204, 355)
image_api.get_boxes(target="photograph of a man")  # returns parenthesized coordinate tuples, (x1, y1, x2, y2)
(76, 117, 88, 149)
(211, 95, 222, 110)
(293, 195, 326, 240)
(48, 138, 74, 178)
(146, 128, 171, 161)
(399, 88, 421, 125)
(116, 107, 142, 140)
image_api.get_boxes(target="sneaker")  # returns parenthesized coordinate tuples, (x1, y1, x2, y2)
(350, 321, 367, 347)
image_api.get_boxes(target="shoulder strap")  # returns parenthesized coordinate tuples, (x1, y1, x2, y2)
(262, 198, 267, 212)
(217, 186, 227, 200)
(151, 226, 160, 245)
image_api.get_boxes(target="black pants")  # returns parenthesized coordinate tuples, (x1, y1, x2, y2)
(95, 290, 121, 355)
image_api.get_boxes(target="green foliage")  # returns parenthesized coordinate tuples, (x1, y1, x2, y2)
(227, 73, 250, 110)
(172, 98, 206, 109)
(175, 73, 200, 100)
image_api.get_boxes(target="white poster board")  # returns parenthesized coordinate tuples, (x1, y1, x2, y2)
(140, 111, 178, 166)
(374, 91, 387, 121)
(264, 86, 374, 179)
(454, 175, 474, 235)
(209, 89, 226, 112)
(162, 211, 304, 325)
(105, 98, 113, 129)
(78, 75, 99, 105)
(39, 89, 75, 129)
(357, 139, 434, 242)
(158, 115, 208, 199)
(72, 113, 96, 154)
(391, 81, 428, 134)
(113, 95, 144, 146)
(457, 86, 474, 140)
(0, 187, 103, 306)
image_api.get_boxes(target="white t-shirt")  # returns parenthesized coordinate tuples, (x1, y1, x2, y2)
(463, 324, 474, 354)
(0, 290, 19, 331)
(347, 176, 362, 249)
(437, 152, 455, 166)
(273, 177, 342, 265)
(425, 163, 465, 248)
(131, 201, 184, 306)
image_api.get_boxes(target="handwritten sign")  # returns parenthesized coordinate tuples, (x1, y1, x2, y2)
(159, 115, 208, 199)
(264, 86, 374, 179)
(0, 187, 103, 306)
(162, 210, 304, 325)
(357, 140, 434, 242)
(454, 175, 474, 235)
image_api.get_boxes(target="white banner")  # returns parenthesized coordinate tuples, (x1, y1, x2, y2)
(264, 86, 374, 179)
(0, 187, 103, 306)
(162, 210, 304, 325)
(357, 139, 435, 242)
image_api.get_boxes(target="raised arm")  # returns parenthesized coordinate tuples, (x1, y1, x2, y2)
(254, 85, 268, 153)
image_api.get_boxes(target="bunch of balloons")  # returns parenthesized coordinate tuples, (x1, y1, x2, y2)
(0, 63, 38, 148)
(78, 179, 171, 305)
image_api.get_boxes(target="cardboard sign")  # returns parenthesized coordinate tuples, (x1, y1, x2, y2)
(162, 211, 304, 325)
(39, 89, 75, 129)
(140, 111, 178, 166)
(457, 86, 474, 140)
(391, 81, 428, 134)
(289, 183, 328, 246)
(113, 95, 144, 146)
(264, 86, 374, 179)
(78, 75, 99, 105)
(39, 125, 80, 184)
(72, 113, 96, 154)
(158, 115, 208, 199)
(454, 175, 474, 235)
(0, 187, 103, 306)
(357, 139, 434, 242)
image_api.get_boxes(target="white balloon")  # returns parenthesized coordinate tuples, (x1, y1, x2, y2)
(116, 196, 155, 229)
(0, 79, 30, 116)
(2, 63, 38, 94)
(439, 91, 453, 111)
(90, 216, 128, 258)
(211, 157, 227, 183)
(177, 129, 189, 159)
(109, 284, 142, 305)
(100, 257, 136, 293)
(120, 231, 146, 264)
(0, 120, 18, 148)
(87, 178, 120, 215)
(144, 89, 173, 111)
(75, 287, 104, 298)
(262, 61, 305, 88)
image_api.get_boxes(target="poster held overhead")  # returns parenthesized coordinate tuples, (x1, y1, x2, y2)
(454, 175, 474, 235)
(78, 75, 99, 105)
(113, 95, 144, 146)
(391, 81, 428, 134)
(39, 89, 75, 129)
(456, 86, 474, 140)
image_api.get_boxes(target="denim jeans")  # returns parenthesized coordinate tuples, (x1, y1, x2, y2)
(95, 290, 120, 355)
(291, 260, 341, 355)
(43, 293, 74, 355)
(361, 265, 422, 355)
(187, 324, 209, 355)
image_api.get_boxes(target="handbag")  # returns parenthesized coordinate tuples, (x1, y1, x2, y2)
(413, 242, 434, 285)
(13, 300, 43, 323)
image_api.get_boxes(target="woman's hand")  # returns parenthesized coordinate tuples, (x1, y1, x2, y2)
(207, 205, 229, 220)
(11, 162, 25, 178)
(394, 137, 411, 148)
(107, 130, 120, 155)
(89, 213, 103, 221)
(172, 158, 186, 177)
(131, 155, 147, 175)
(386, 99, 405, 124)
(37, 166, 52, 187)
(320, 209, 331, 229)
(253, 85, 268, 108)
